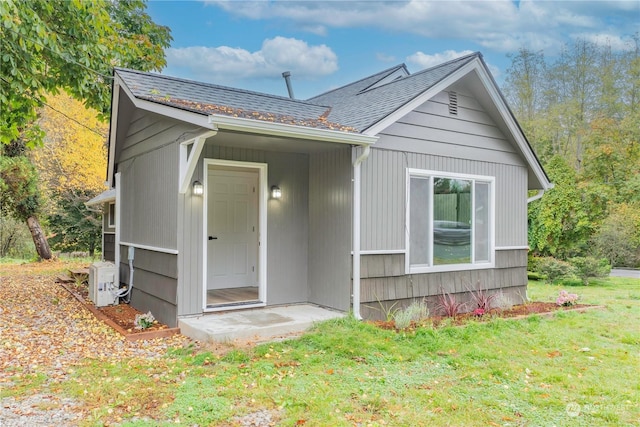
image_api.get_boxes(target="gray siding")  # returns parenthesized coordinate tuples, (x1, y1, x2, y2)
(177, 142, 311, 316)
(361, 89, 529, 251)
(119, 246, 178, 327)
(377, 91, 526, 166)
(116, 110, 201, 325)
(103, 233, 115, 262)
(359, 249, 528, 320)
(118, 111, 200, 250)
(308, 147, 352, 311)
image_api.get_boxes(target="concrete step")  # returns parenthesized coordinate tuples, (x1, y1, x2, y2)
(178, 304, 344, 343)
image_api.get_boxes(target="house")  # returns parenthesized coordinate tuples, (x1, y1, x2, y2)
(86, 189, 116, 262)
(101, 52, 551, 328)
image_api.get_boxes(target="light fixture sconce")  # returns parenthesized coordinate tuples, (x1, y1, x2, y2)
(192, 180, 204, 196)
(271, 185, 282, 199)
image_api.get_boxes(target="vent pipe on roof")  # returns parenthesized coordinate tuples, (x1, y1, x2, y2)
(282, 71, 295, 99)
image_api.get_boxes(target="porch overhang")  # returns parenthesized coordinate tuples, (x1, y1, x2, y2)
(208, 114, 378, 147)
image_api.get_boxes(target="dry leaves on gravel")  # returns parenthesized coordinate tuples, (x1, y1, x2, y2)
(0, 272, 192, 384)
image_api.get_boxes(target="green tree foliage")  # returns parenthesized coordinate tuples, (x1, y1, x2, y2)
(0, 0, 172, 146)
(506, 36, 640, 266)
(593, 204, 640, 268)
(0, 0, 171, 258)
(528, 156, 594, 258)
(48, 190, 102, 257)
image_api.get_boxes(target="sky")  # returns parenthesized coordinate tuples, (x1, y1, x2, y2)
(146, 0, 640, 100)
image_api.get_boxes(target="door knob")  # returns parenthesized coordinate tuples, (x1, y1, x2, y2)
(208, 236, 218, 240)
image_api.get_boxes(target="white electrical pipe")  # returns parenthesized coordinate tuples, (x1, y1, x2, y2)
(352, 145, 371, 320)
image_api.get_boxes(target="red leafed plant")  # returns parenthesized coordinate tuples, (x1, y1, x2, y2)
(467, 281, 498, 313)
(435, 287, 467, 317)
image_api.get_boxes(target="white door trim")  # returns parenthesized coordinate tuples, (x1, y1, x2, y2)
(202, 159, 268, 311)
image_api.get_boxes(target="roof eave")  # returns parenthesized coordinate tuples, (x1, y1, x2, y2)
(362, 57, 552, 191)
(85, 189, 116, 207)
(209, 114, 377, 146)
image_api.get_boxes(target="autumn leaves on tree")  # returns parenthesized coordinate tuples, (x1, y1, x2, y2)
(0, 0, 171, 259)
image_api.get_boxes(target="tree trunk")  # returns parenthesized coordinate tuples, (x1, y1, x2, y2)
(26, 216, 52, 260)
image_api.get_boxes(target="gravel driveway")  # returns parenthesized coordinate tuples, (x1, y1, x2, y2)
(0, 267, 192, 426)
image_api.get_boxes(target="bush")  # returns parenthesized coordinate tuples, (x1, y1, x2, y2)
(568, 256, 611, 285)
(527, 271, 545, 281)
(556, 277, 584, 287)
(393, 299, 429, 330)
(534, 257, 576, 284)
(593, 204, 640, 268)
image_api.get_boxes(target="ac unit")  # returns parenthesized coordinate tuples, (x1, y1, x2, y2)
(88, 262, 119, 307)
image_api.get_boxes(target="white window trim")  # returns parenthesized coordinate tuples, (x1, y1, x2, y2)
(405, 168, 495, 274)
(108, 202, 116, 228)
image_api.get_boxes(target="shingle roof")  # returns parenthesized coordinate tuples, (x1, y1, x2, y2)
(116, 52, 480, 134)
(308, 53, 479, 131)
(116, 69, 356, 132)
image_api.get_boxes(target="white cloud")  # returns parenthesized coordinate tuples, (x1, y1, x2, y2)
(407, 49, 501, 78)
(166, 36, 338, 82)
(407, 50, 475, 69)
(570, 33, 636, 51)
(205, 0, 639, 54)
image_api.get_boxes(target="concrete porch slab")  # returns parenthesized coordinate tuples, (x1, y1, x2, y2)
(178, 304, 345, 343)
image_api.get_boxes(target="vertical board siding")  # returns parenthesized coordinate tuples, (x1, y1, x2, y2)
(360, 89, 529, 250)
(264, 152, 309, 305)
(360, 149, 528, 250)
(177, 142, 312, 316)
(308, 147, 352, 311)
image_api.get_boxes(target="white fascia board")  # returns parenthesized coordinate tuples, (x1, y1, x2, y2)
(208, 114, 378, 146)
(85, 189, 116, 207)
(109, 72, 218, 186)
(178, 130, 218, 194)
(106, 80, 120, 186)
(363, 57, 552, 190)
(115, 73, 215, 129)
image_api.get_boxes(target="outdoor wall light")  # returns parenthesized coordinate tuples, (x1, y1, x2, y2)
(192, 180, 204, 196)
(271, 185, 282, 199)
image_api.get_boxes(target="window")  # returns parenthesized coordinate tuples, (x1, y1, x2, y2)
(108, 202, 116, 228)
(407, 170, 493, 272)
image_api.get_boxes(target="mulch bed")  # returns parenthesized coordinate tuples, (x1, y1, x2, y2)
(60, 282, 181, 341)
(372, 302, 605, 330)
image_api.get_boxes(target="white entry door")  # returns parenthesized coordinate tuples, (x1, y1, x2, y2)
(207, 169, 259, 290)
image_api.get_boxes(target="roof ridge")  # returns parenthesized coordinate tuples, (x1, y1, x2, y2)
(353, 52, 481, 96)
(114, 67, 329, 108)
(411, 51, 481, 77)
(306, 64, 408, 101)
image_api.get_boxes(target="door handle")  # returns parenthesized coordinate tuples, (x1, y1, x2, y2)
(208, 236, 218, 240)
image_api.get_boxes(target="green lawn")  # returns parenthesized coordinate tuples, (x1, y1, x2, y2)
(8, 274, 640, 426)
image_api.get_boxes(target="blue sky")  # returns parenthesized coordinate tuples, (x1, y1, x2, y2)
(146, 0, 640, 99)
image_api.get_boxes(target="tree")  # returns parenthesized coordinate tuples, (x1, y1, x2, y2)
(0, 0, 171, 259)
(33, 92, 108, 195)
(593, 203, 640, 267)
(1, 0, 171, 145)
(0, 154, 51, 259)
(31, 92, 108, 256)
(48, 190, 103, 257)
(528, 156, 594, 258)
